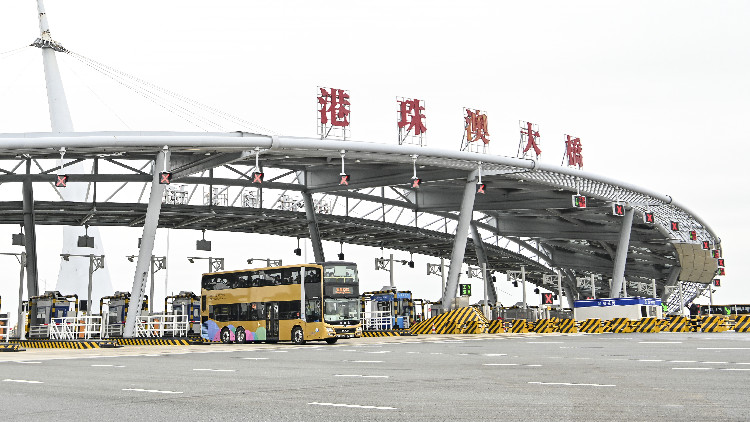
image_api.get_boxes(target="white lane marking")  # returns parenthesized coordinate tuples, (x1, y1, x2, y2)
(406, 352, 419, 354)
(638, 359, 665, 362)
(3, 379, 43, 384)
(528, 382, 615, 387)
(122, 388, 183, 394)
(669, 360, 696, 363)
(721, 368, 750, 371)
(271, 350, 288, 353)
(458, 353, 469, 356)
(341, 349, 357, 352)
(639, 341, 682, 344)
(483, 353, 507, 357)
(334, 374, 390, 378)
(91, 364, 126, 368)
(697, 348, 750, 350)
(367, 351, 391, 354)
(526, 341, 564, 344)
(350, 360, 383, 363)
(484, 363, 518, 366)
(18, 361, 42, 364)
(525, 364, 543, 367)
(192, 369, 236, 372)
(671, 368, 712, 370)
(700, 361, 728, 364)
(309, 402, 396, 410)
(737, 363, 750, 365)
(430, 352, 444, 355)
(242, 357, 269, 360)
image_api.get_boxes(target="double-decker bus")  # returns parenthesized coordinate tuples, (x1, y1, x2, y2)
(201, 261, 361, 344)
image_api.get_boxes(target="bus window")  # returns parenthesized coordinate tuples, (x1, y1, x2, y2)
(324, 264, 357, 284)
(236, 273, 251, 288)
(306, 299, 321, 322)
(282, 267, 301, 285)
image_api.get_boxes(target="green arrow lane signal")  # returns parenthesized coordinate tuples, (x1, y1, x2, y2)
(725, 307, 731, 315)
(662, 303, 668, 312)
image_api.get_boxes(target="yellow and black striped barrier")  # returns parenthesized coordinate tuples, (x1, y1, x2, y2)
(734, 315, 750, 333)
(578, 319, 603, 333)
(362, 330, 416, 337)
(487, 320, 505, 334)
(114, 338, 192, 346)
(701, 315, 728, 333)
(632, 317, 661, 333)
(508, 319, 529, 333)
(0, 344, 24, 352)
(557, 318, 577, 333)
(531, 319, 555, 334)
(6, 340, 118, 349)
(409, 307, 488, 335)
(664, 316, 691, 332)
(608, 318, 633, 333)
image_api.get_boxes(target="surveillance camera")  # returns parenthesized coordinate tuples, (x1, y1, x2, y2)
(294, 248, 302, 256)
(188, 258, 194, 263)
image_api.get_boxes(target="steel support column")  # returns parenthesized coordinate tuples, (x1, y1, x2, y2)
(302, 191, 325, 263)
(22, 159, 39, 299)
(471, 223, 497, 305)
(442, 171, 478, 310)
(123, 149, 169, 338)
(610, 207, 634, 297)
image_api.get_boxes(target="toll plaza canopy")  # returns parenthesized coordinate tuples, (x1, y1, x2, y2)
(0, 131, 720, 306)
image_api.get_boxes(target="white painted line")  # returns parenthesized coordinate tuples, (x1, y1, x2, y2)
(271, 350, 288, 353)
(367, 351, 391, 354)
(483, 363, 519, 366)
(242, 357, 269, 360)
(334, 374, 389, 378)
(671, 368, 712, 371)
(122, 388, 183, 394)
(309, 402, 396, 410)
(192, 369, 236, 372)
(458, 353, 469, 356)
(406, 352, 419, 354)
(721, 368, 750, 371)
(341, 349, 357, 352)
(697, 348, 750, 350)
(526, 341, 564, 344)
(700, 361, 728, 364)
(18, 361, 41, 364)
(737, 363, 750, 365)
(639, 341, 682, 344)
(528, 382, 615, 387)
(430, 352, 444, 355)
(350, 360, 383, 363)
(3, 379, 43, 384)
(525, 364, 543, 367)
(91, 364, 114, 367)
(638, 359, 665, 362)
(669, 360, 696, 363)
(483, 353, 508, 357)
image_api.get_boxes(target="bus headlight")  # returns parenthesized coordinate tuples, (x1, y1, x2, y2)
(326, 327, 335, 335)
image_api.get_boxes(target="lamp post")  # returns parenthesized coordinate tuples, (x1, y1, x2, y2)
(187, 256, 224, 273)
(246, 258, 282, 268)
(60, 253, 104, 314)
(375, 254, 411, 288)
(1, 252, 26, 339)
(427, 258, 449, 300)
(127, 255, 166, 314)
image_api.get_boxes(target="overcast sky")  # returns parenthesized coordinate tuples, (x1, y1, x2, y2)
(0, 1, 748, 319)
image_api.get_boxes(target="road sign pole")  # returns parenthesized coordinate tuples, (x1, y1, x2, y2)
(557, 270, 563, 310)
(389, 254, 394, 288)
(652, 278, 657, 299)
(482, 262, 488, 319)
(521, 265, 527, 309)
(591, 273, 596, 300)
(678, 281, 685, 316)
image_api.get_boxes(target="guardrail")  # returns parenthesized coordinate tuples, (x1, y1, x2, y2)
(361, 311, 393, 331)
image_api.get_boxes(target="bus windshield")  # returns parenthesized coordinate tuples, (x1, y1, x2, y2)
(324, 264, 357, 284)
(324, 298, 360, 322)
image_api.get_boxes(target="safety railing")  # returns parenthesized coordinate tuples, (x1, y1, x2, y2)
(46, 316, 104, 340)
(0, 316, 10, 342)
(136, 314, 190, 338)
(361, 310, 393, 331)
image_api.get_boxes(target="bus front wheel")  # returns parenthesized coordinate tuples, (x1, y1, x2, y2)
(292, 326, 305, 345)
(220, 327, 232, 344)
(325, 338, 338, 344)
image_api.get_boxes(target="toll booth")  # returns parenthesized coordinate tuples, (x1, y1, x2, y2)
(26, 291, 79, 339)
(573, 297, 662, 321)
(165, 291, 201, 334)
(101, 291, 148, 337)
(361, 288, 415, 329)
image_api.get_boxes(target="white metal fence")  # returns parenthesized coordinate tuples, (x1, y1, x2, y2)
(361, 310, 393, 331)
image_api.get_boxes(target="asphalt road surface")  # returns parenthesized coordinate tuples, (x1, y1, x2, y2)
(1, 332, 749, 421)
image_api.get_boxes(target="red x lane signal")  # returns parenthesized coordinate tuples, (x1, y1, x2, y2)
(542, 292, 554, 305)
(159, 172, 172, 184)
(411, 178, 422, 189)
(339, 174, 350, 186)
(643, 212, 654, 223)
(55, 174, 68, 188)
(476, 183, 486, 194)
(612, 203, 625, 216)
(717, 258, 725, 267)
(252, 172, 264, 184)
(572, 195, 586, 208)
(701, 241, 710, 250)
(670, 221, 679, 231)
(714, 279, 721, 287)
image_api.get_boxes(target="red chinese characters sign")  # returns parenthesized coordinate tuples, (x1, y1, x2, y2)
(317, 87, 350, 139)
(465, 109, 490, 145)
(397, 98, 427, 143)
(564, 135, 583, 168)
(519, 121, 541, 158)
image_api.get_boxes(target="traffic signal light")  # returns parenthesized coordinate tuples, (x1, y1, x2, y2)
(689, 230, 697, 241)
(643, 212, 655, 224)
(718, 267, 725, 276)
(712, 249, 720, 258)
(714, 279, 721, 287)
(512, 280, 519, 288)
(339, 174, 350, 186)
(612, 203, 625, 216)
(718, 258, 725, 267)
(542, 293, 553, 304)
(55, 174, 68, 188)
(572, 195, 587, 208)
(251, 172, 264, 184)
(534, 288, 540, 294)
(670, 221, 679, 231)
(702, 241, 710, 250)
(411, 178, 422, 189)
(159, 172, 172, 184)
(476, 183, 486, 194)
